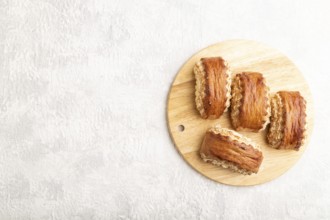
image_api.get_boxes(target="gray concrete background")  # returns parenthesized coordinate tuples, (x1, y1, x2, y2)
(0, 0, 329, 219)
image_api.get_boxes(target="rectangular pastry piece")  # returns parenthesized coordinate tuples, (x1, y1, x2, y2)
(200, 126, 263, 175)
(194, 57, 231, 119)
(230, 72, 270, 132)
(267, 91, 307, 150)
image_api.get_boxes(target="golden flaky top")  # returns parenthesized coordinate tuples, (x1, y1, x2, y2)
(200, 127, 263, 174)
(194, 57, 231, 119)
(280, 91, 306, 150)
(267, 91, 307, 150)
(231, 72, 270, 131)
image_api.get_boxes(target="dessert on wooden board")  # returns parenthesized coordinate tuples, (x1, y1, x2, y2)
(168, 40, 313, 184)
(194, 57, 307, 174)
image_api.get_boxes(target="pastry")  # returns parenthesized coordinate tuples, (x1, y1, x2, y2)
(267, 91, 307, 150)
(194, 57, 231, 119)
(230, 72, 270, 132)
(200, 126, 263, 175)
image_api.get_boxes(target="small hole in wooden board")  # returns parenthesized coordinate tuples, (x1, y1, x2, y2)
(178, 125, 185, 132)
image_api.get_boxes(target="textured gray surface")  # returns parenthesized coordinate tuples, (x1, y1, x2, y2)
(0, 0, 330, 219)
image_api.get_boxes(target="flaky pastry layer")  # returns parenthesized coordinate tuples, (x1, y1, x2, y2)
(194, 57, 231, 119)
(200, 126, 263, 175)
(267, 91, 307, 150)
(267, 94, 284, 148)
(230, 72, 270, 132)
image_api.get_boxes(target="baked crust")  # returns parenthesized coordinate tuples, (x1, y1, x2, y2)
(230, 72, 270, 132)
(267, 91, 307, 150)
(200, 126, 263, 175)
(194, 57, 231, 119)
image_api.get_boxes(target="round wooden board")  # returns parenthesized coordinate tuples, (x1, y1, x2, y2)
(167, 39, 314, 186)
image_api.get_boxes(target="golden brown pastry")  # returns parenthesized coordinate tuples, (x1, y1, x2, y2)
(200, 126, 263, 175)
(194, 57, 231, 119)
(267, 91, 307, 150)
(230, 72, 270, 132)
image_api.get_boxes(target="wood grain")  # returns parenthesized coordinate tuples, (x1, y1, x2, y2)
(167, 39, 314, 186)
